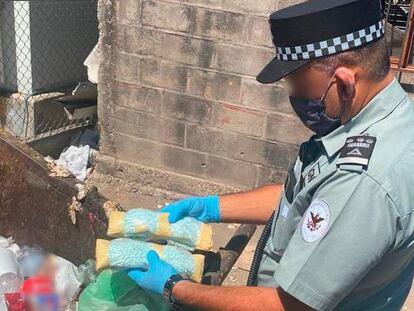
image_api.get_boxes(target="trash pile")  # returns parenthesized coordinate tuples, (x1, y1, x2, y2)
(0, 208, 214, 311)
(0, 236, 96, 311)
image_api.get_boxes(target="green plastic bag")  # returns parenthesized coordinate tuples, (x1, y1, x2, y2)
(78, 269, 170, 311)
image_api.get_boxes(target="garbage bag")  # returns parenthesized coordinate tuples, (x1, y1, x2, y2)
(78, 269, 170, 311)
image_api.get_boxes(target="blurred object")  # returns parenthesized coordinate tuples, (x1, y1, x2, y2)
(0, 248, 23, 311)
(17, 246, 45, 279)
(21, 276, 58, 311)
(78, 269, 169, 311)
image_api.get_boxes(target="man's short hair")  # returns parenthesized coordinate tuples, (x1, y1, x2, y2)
(310, 36, 390, 81)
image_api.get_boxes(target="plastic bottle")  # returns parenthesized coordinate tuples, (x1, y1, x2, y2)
(0, 248, 24, 311)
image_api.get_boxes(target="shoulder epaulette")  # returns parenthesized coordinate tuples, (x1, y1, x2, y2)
(336, 135, 377, 168)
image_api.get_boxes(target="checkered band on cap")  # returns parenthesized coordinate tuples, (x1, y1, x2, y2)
(276, 20, 385, 61)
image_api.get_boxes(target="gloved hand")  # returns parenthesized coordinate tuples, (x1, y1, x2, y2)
(128, 250, 178, 295)
(160, 195, 221, 224)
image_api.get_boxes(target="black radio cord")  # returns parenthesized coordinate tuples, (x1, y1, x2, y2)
(246, 211, 275, 286)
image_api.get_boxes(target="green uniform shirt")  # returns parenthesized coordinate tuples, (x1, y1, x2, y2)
(257, 78, 414, 311)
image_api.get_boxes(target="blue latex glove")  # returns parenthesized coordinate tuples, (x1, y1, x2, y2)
(128, 250, 178, 295)
(160, 195, 221, 224)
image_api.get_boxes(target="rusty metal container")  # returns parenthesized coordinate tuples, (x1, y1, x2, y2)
(0, 128, 255, 284)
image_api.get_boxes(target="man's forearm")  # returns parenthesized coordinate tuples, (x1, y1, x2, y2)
(172, 281, 314, 311)
(173, 282, 281, 311)
(219, 184, 283, 224)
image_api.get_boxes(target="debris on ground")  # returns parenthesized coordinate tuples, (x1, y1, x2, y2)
(68, 197, 83, 225)
(45, 156, 71, 178)
(75, 184, 89, 201)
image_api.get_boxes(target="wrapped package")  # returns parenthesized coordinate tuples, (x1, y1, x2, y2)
(96, 239, 205, 282)
(107, 209, 213, 251)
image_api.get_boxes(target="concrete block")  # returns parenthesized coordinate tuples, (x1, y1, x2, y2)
(117, 25, 161, 56)
(160, 32, 216, 68)
(162, 91, 212, 125)
(160, 144, 207, 177)
(256, 165, 288, 186)
(245, 16, 273, 48)
(277, 0, 307, 10)
(116, 0, 140, 23)
(180, 0, 278, 16)
(188, 7, 246, 43)
(113, 84, 162, 115)
(211, 103, 265, 137)
(241, 78, 293, 114)
(225, 0, 279, 14)
(141, 59, 188, 92)
(114, 52, 140, 84)
(114, 132, 162, 167)
(188, 68, 241, 103)
(186, 124, 293, 168)
(142, 0, 189, 32)
(114, 112, 185, 147)
(136, 113, 186, 147)
(206, 155, 257, 188)
(114, 118, 139, 137)
(214, 44, 273, 76)
(118, 26, 216, 68)
(113, 106, 139, 124)
(265, 112, 311, 145)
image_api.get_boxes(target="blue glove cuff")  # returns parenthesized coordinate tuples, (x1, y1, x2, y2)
(204, 195, 221, 223)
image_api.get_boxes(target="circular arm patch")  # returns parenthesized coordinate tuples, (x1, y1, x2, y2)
(301, 198, 331, 243)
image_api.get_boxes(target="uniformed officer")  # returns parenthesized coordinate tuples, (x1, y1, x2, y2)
(127, 0, 414, 310)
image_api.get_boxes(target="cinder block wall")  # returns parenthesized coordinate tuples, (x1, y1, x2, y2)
(97, 0, 310, 192)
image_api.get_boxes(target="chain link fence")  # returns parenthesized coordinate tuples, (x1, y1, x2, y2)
(0, 0, 98, 143)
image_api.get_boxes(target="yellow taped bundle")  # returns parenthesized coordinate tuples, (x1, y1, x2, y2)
(107, 209, 213, 251)
(96, 239, 205, 282)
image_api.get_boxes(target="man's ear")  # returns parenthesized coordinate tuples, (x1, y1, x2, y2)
(334, 67, 356, 102)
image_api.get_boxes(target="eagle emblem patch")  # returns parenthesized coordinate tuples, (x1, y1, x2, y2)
(302, 199, 331, 242)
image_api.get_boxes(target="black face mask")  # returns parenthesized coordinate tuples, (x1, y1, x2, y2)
(289, 74, 342, 136)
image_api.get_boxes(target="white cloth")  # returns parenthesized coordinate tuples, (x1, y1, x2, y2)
(55, 145, 90, 182)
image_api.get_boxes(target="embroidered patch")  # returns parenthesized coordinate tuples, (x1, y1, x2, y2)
(302, 162, 321, 187)
(301, 199, 331, 243)
(337, 135, 377, 167)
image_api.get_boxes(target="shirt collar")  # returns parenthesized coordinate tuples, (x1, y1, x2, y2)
(317, 77, 408, 157)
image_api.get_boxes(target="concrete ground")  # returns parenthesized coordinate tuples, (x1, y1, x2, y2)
(88, 170, 414, 309)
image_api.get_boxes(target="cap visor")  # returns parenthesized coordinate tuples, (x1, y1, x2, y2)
(256, 57, 309, 84)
